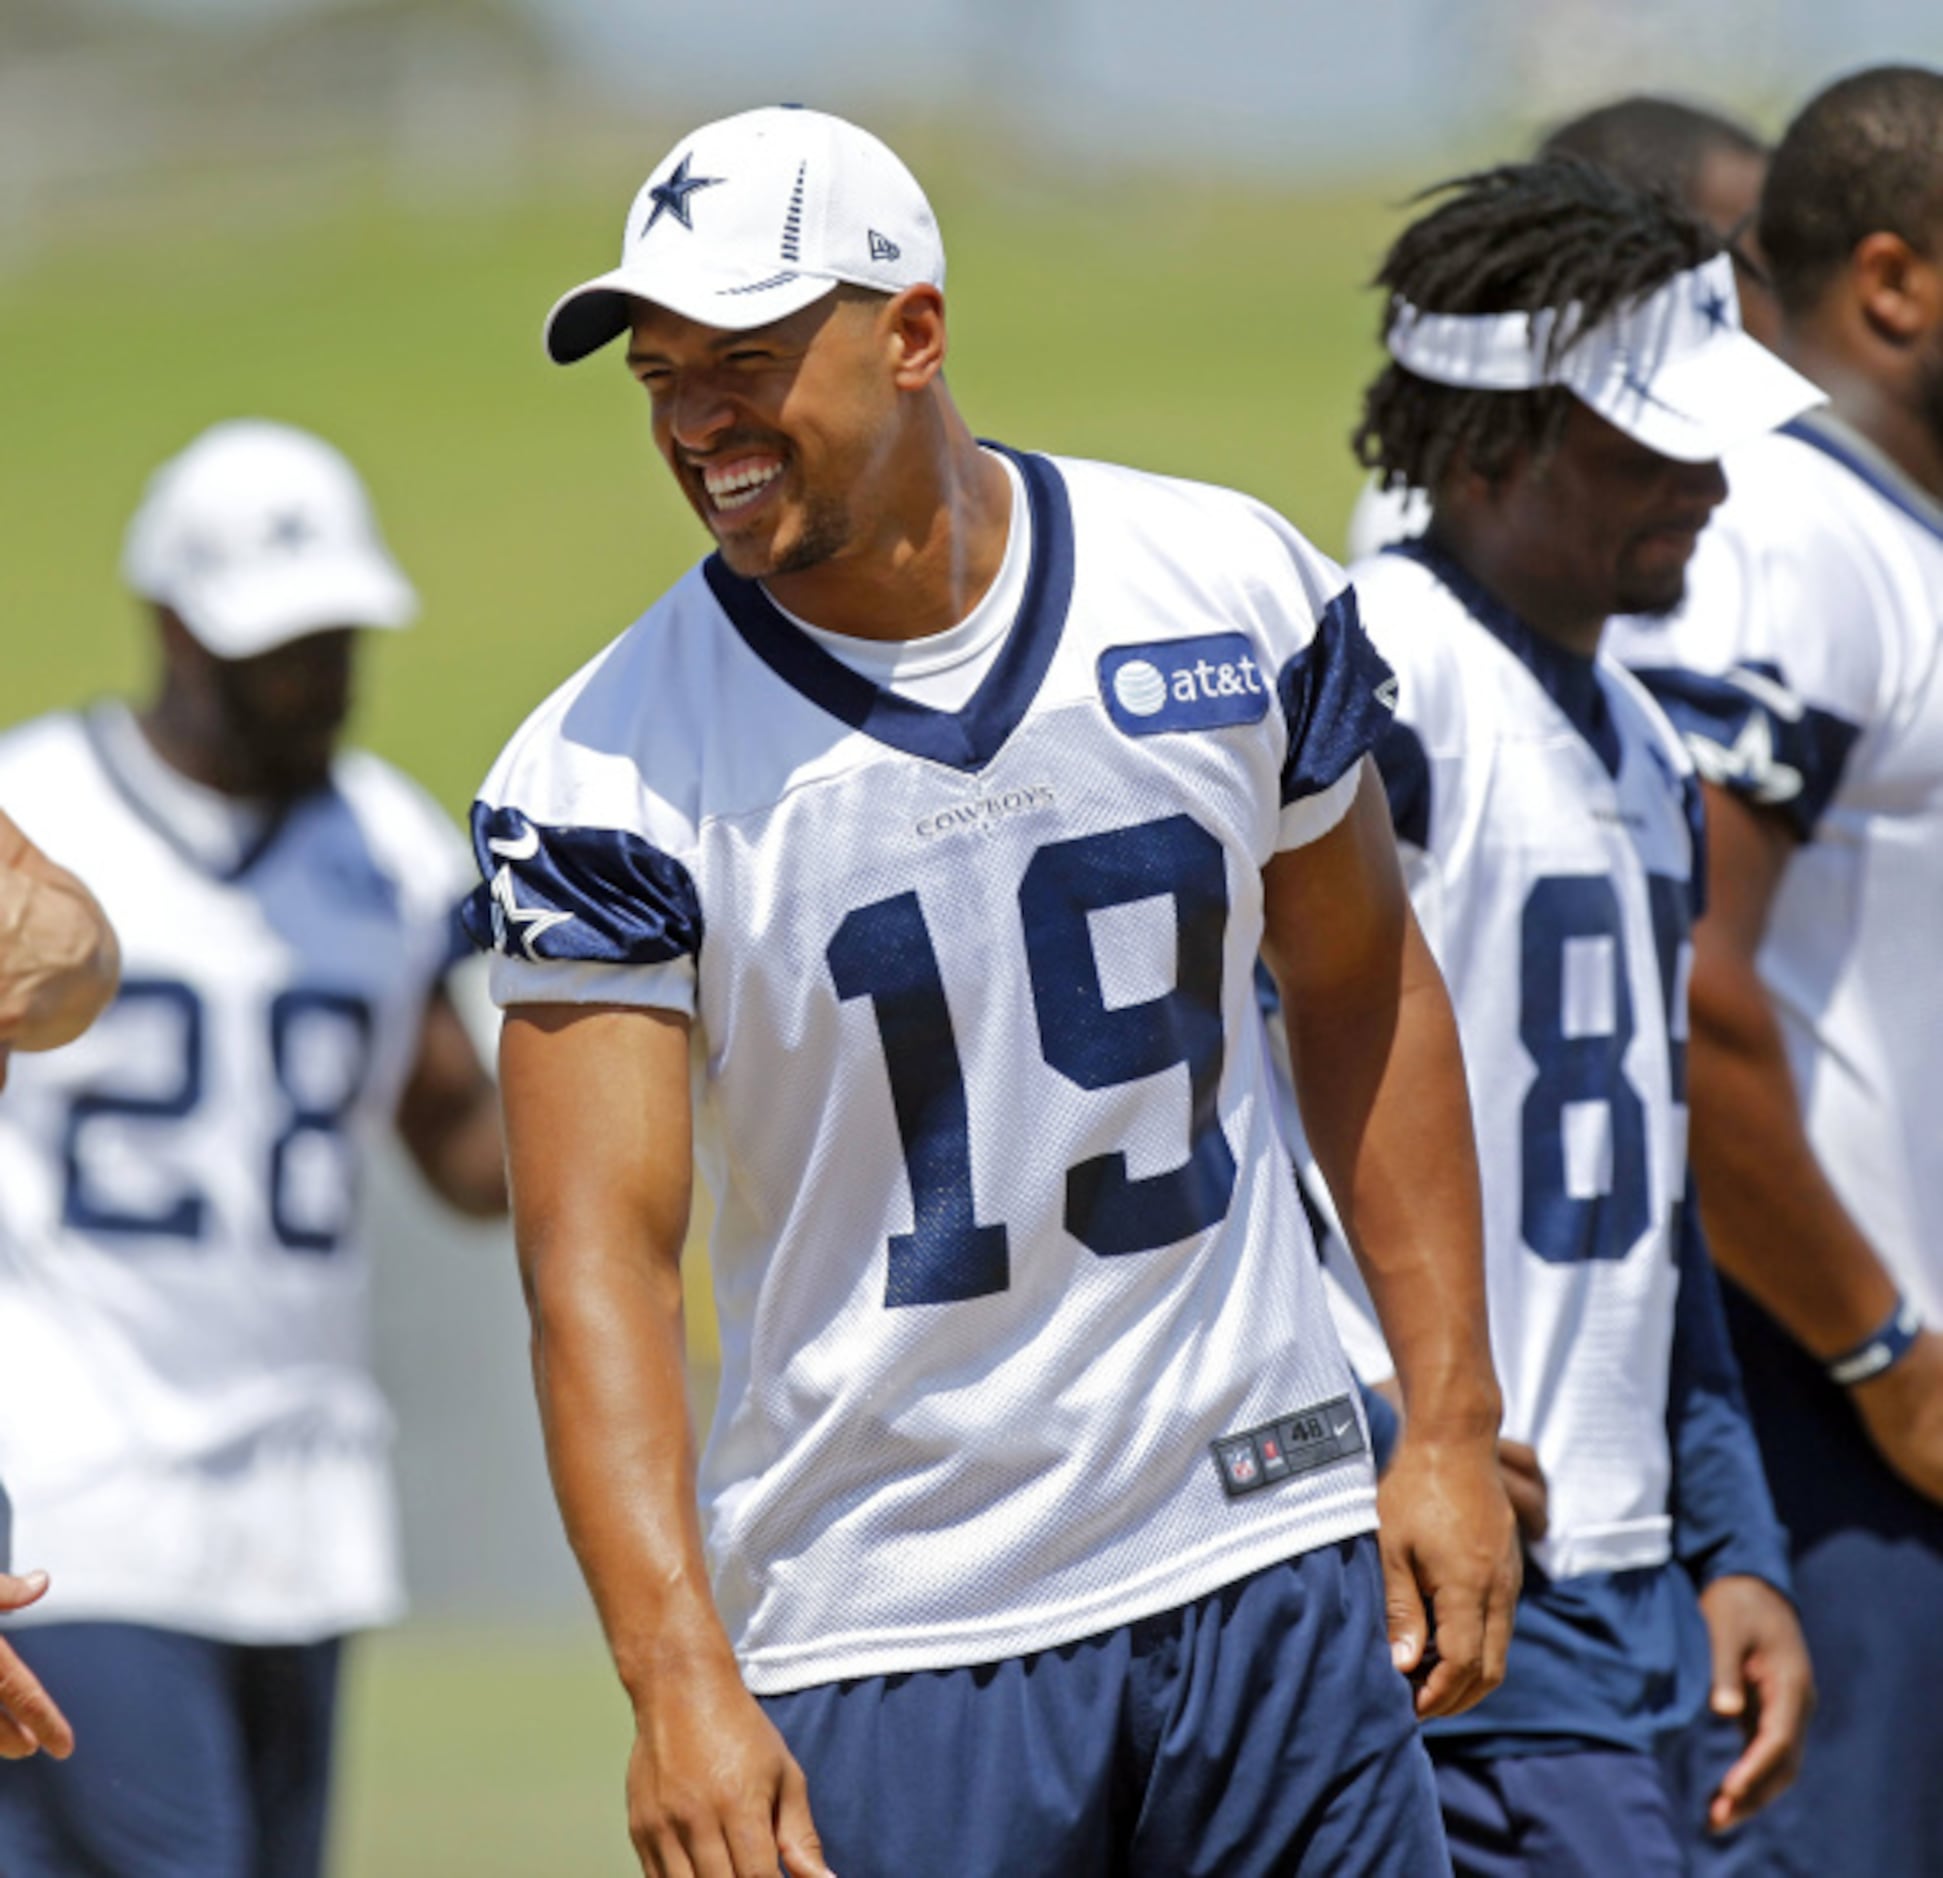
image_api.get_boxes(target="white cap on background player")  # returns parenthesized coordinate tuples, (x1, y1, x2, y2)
(544, 105, 946, 364)
(122, 419, 418, 660)
(1385, 250, 1822, 463)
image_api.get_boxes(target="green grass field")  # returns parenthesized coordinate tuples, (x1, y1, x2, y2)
(1, 155, 1409, 1876)
(0, 165, 1402, 812)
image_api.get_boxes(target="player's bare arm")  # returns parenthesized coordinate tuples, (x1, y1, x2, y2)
(1689, 782, 1943, 1504)
(0, 808, 120, 1084)
(499, 1003, 833, 1878)
(395, 982, 508, 1218)
(1262, 761, 1518, 1719)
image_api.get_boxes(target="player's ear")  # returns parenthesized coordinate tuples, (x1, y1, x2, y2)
(883, 284, 947, 391)
(1850, 230, 1942, 350)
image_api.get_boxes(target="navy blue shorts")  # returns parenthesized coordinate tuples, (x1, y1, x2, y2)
(0, 1622, 342, 1878)
(759, 1534, 1448, 1878)
(1670, 1284, 1943, 1877)
(1435, 1747, 1684, 1878)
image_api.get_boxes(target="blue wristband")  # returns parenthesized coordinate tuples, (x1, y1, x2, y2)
(1826, 1296, 1924, 1387)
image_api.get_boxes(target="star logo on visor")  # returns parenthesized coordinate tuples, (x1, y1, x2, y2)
(1619, 363, 1685, 418)
(642, 153, 723, 236)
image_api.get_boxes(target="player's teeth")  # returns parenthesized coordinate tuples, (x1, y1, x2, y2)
(705, 462, 781, 507)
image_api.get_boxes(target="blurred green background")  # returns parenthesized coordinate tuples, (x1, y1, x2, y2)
(1, 155, 1402, 1876)
(1, 172, 1394, 809)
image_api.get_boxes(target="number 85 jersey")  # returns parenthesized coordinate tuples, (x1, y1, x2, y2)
(1347, 540, 1704, 1584)
(470, 449, 1398, 1694)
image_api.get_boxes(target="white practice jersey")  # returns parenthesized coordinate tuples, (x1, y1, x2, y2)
(1609, 415, 1943, 1324)
(1312, 543, 1704, 1582)
(472, 448, 1396, 1694)
(0, 707, 470, 1642)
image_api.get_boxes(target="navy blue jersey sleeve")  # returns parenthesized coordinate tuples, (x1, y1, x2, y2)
(1276, 586, 1398, 807)
(1372, 717, 1432, 850)
(461, 803, 704, 968)
(1632, 661, 1862, 843)
(1666, 1202, 1793, 1598)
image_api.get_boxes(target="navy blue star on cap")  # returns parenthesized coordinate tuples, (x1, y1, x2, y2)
(642, 153, 723, 236)
(267, 509, 314, 551)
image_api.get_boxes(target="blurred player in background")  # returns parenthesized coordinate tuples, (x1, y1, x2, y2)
(1346, 92, 1777, 565)
(0, 811, 119, 1766)
(473, 105, 1518, 1878)
(1609, 65, 1943, 1877)
(1308, 157, 1817, 1875)
(1538, 96, 1778, 349)
(0, 419, 507, 1878)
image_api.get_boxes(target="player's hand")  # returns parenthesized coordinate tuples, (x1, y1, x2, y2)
(625, 1645, 834, 1878)
(1496, 1440, 1548, 1546)
(1850, 1329, 1943, 1508)
(0, 1571, 75, 1760)
(1375, 1429, 1521, 1720)
(1697, 1573, 1814, 1833)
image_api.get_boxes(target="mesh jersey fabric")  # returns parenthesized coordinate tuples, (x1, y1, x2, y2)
(1304, 546, 1705, 1582)
(469, 448, 1397, 1692)
(0, 708, 473, 1641)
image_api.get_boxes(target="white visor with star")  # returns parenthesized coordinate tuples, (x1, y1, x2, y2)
(1384, 253, 1823, 462)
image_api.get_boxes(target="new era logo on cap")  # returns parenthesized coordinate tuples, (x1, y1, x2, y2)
(544, 107, 948, 364)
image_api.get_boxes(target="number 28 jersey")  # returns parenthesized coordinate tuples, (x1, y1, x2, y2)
(0, 709, 469, 1641)
(470, 449, 1397, 1694)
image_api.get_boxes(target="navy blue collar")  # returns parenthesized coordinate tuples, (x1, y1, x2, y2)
(82, 704, 301, 884)
(1782, 413, 1943, 547)
(702, 445, 1074, 773)
(1388, 535, 1623, 778)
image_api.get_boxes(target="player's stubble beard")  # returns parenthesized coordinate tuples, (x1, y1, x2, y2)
(1612, 557, 1690, 621)
(720, 483, 854, 581)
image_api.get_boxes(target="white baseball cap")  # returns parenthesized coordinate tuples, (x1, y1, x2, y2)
(544, 105, 946, 364)
(1385, 252, 1823, 462)
(122, 420, 418, 660)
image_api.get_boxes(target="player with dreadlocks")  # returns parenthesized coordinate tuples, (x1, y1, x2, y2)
(1296, 157, 1820, 1873)
(1344, 102, 1781, 565)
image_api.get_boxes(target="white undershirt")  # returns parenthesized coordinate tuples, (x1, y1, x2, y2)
(768, 450, 1030, 712)
(91, 700, 272, 874)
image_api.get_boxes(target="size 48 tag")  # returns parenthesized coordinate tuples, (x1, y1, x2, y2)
(1211, 1394, 1367, 1498)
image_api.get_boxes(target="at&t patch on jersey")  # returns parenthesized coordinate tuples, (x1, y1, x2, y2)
(1099, 633, 1271, 737)
(1212, 1395, 1367, 1498)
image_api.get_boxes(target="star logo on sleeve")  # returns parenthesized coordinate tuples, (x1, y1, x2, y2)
(642, 153, 724, 236)
(487, 828, 575, 961)
(1686, 709, 1803, 806)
